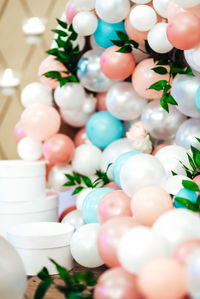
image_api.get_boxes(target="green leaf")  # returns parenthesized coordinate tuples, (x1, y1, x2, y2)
(144, 40, 152, 54)
(73, 272, 97, 287)
(110, 40, 125, 47)
(47, 48, 58, 55)
(73, 172, 81, 184)
(116, 31, 129, 42)
(52, 29, 68, 37)
(175, 197, 200, 211)
(106, 163, 113, 173)
(196, 137, 200, 144)
(73, 186, 85, 195)
(182, 180, 199, 191)
(185, 66, 194, 76)
(64, 181, 76, 187)
(70, 30, 78, 41)
(43, 71, 61, 80)
(82, 176, 93, 188)
(117, 45, 132, 53)
(129, 40, 139, 49)
(191, 146, 200, 168)
(65, 174, 75, 181)
(152, 67, 168, 75)
(180, 162, 194, 179)
(37, 267, 50, 280)
(34, 278, 53, 299)
(165, 94, 178, 106)
(50, 259, 72, 284)
(160, 98, 169, 112)
(55, 38, 67, 48)
(56, 18, 68, 29)
(187, 153, 197, 172)
(149, 80, 167, 91)
(171, 171, 178, 176)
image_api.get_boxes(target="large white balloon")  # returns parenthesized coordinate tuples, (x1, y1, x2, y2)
(131, 0, 151, 3)
(74, 0, 95, 10)
(76, 188, 93, 210)
(17, 137, 43, 161)
(174, 0, 200, 8)
(176, 118, 200, 150)
(117, 226, 169, 274)
(95, 0, 130, 23)
(153, 0, 170, 18)
(129, 5, 157, 31)
(70, 223, 104, 267)
(161, 175, 192, 196)
(72, 11, 98, 36)
(148, 23, 173, 54)
(48, 164, 73, 191)
(186, 249, 200, 299)
(184, 45, 200, 73)
(60, 108, 91, 127)
(20, 82, 53, 107)
(72, 144, 102, 176)
(62, 210, 84, 230)
(120, 154, 166, 197)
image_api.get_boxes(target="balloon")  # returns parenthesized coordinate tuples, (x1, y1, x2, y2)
(125, 14, 148, 45)
(94, 267, 143, 299)
(59, 205, 77, 222)
(72, 144, 102, 176)
(96, 92, 107, 111)
(185, 45, 200, 73)
(86, 111, 124, 148)
(62, 210, 84, 229)
(113, 151, 140, 188)
(148, 23, 173, 54)
(38, 56, 68, 89)
(129, 5, 157, 31)
(98, 191, 132, 223)
(0, 237, 27, 299)
(152, 144, 168, 155)
(193, 175, 200, 189)
(48, 164, 73, 190)
(100, 46, 136, 81)
(21, 103, 61, 141)
(82, 94, 97, 114)
(117, 226, 170, 274)
(76, 188, 93, 210)
(131, 186, 173, 226)
(74, 127, 91, 147)
(95, 0, 130, 23)
(20, 82, 53, 107)
(132, 59, 170, 100)
(94, 20, 126, 49)
(120, 153, 166, 197)
(74, 0, 95, 11)
(104, 182, 121, 190)
(153, 0, 170, 18)
(138, 257, 187, 299)
(174, 0, 200, 8)
(14, 122, 26, 144)
(77, 49, 113, 92)
(70, 223, 104, 268)
(17, 137, 43, 161)
(155, 145, 192, 177)
(174, 239, 200, 263)
(131, 0, 151, 3)
(186, 248, 200, 298)
(66, 0, 79, 24)
(171, 75, 200, 118)
(167, 12, 200, 50)
(54, 83, 85, 110)
(106, 82, 147, 121)
(97, 217, 138, 268)
(161, 175, 192, 196)
(195, 85, 200, 111)
(82, 188, 113, 223)
(174, 188, 198, 208)
(142, 101, 186, 140)
(176, 119, 200, 150)
(72, 11, 98, 36)
(132, 46, 149, 63)
(43, 134, 75, 165)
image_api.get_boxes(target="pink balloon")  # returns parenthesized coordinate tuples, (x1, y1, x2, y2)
(173, 239, 200, 264)
(193, 175, 200, 189)
(132, 58, 170, 100)
(131, 186, 173, 227)
(14, 122, 26, 144)
(43, 133, 75, 165)
(167, 12, 200, 50)
(97, 216, 138, 268)
(66, 0, 79, 25)
(105, 182, 120, 190)
(21, 103, 61, 141)
(100, 46, 136, 81)
(38, 56, 68, 89)
(97, 92, 107, 111)
(168, 1, 185, 24)
(152, 144, 168, 156)
(98, 190, 132, 223)
(125, 15, 148, 46)
(94, 267, 143, 299)
(74, 127, 90, 147)
(187, 4, 200, 19)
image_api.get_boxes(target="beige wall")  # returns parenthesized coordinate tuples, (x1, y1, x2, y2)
(0, 0, 67, 159)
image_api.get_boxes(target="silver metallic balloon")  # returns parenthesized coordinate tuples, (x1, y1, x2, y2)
(77, 49, 114, 92)
(141, 101, 186, 140)
(171, 75, 200, 118)
(106, 82, 147, 121)
(176, 118, 200, 150)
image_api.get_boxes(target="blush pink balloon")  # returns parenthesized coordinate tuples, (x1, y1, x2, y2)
(138, 257, 187, 299)
(187, 4, 200, 19)
(14, 122, 26, 144)
(173, 239, 200, 264)
(97, 216, 138, 268)
(66, 0, 79, 25)
(132, 58, 170, 100)
(98, 190, 132, 223)
(100, 46, 136, 81)
(94, 267, 143, 299)
(38, 56, 68, 89)
(152, 144, 168, 156)
(105, 182, 120, 190)
(168, 1, 185, 24)
(193, 175, 200, 189)
(43, 133, 75, 165)
(97, 92, 107, 111)
(74, 127, 90, 147)
(21, 103, 61, 141)
(125, 15, 148, 46)
(167, 12, 200, 50)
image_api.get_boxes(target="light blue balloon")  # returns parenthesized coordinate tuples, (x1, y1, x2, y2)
(94, 20, 126, 49)
(113, 151, 140, 188)
(86, 111, 124, 148)
(82, 188, 113, 223)
(174, 188, 198, 209)
(195, 85, 200, 111)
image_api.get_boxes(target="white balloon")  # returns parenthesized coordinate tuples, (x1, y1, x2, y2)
(17, 137, 43, 161)
(95, 0, 130, 23)
(117, 226, 170, 274)
(185, 45, 200, 73)
(73, 11, 98, 36)
(82, 94, 97, 114)
(131, 0, 151, 3)
(153, 0, 170, 18)
(48, 164, 73, 191)
(54, 83, 85, 110)
(76, 188, 93, 210)
(62, 210, 84, 229)
(72, 144, 102, 176)
(174, 0, 200, 8)
(186, 249, 200, 298)
(74, 0, 95, 10)
(129, 5, 157, 32)
(70, 223, 104, 267)
(20, 82, 53, 107)
(155, 145, 192, 177)
(161, 175, 192, 196)
(148, 23, 173, 54)
(60, 108, 91, 127)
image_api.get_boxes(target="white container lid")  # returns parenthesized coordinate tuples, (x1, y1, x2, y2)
(7, 222, 74, 249)
(0, 160, 46, 177)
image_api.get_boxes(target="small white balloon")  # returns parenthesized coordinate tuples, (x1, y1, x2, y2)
(21, 82, 53, 107)
(153, 0, 170, 18)
(48, 164, 73, 191)
(129, 5, 157, 32)
(176, 118, 200, 150)
(161, 175, 192, 196)
(76, 188, 93, 210)
(82, 94, 97, 114)
(95, 0, 130, 23)
(72, 144, 102, 176)
(131, 0, 151, 3)
(74, 0, 95, 10)
(70, 223, 104, 268)
(117, 226, 170, 274)
(17, 137, 43, 161)
(73, 11, 98, 36)
(185, 45, 200, 73)
(60, 108, 91, 127)
(148, 23, 173, 54)
(62, 210, 84, 229)
(174, 0, 200, 8)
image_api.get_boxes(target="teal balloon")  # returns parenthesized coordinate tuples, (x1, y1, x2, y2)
(94, 20, 126, 49)
(86, 111, 124, 148)
(174, 187, 198, 209)
(113, 151, 140, 188)
(195, 85, 200, 111)
(82, 188, 113, 223)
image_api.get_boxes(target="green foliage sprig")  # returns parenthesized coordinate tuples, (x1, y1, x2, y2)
(44, 18, 81, 86)
(34, 259, 97, 299)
